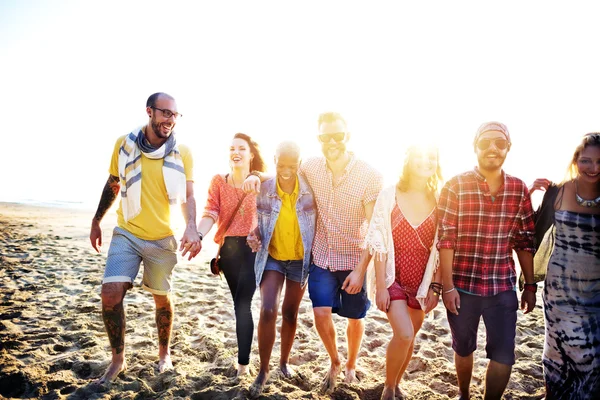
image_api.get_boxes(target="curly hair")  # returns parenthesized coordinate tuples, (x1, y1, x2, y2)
(233, 133, 267, 173)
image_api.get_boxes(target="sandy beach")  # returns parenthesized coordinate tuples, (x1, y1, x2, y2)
(0, 202, 546, 399)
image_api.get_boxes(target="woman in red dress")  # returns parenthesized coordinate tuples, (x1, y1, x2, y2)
(364, 145, 443, 400)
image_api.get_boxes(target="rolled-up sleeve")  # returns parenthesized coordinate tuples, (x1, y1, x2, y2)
(512, 187, 536, 253)
(202, 175, 221, 223)
(437, 181, 458, 250)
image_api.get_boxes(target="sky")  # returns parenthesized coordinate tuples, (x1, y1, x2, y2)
(1, 0, 599, 211)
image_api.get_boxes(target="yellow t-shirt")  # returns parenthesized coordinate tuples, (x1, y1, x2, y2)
(109, 135, 193, 240)
(268, 178, 304, 261)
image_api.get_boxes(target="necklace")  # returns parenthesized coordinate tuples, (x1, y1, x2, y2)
(229, 173, 245, 216)
(575, 180, 600, 208)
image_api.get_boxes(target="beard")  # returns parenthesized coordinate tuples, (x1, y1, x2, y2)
(322, 143, 346, 162)
(477, 152, 506, 172)
(151, 117, 173, 139)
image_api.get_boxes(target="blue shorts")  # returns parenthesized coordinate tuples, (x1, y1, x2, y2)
(264, 256, 304, 283)
(447, 290, 518, 365)
(308, 264, 371, 319)
(103, 227, 178, 296)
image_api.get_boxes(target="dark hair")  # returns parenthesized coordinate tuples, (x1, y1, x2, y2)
(233, 133, 267, 172)
(146, 92, 174, 108)
(567, 132, 600, 181)
(396, 145, 443, 197)
(317, 112, 347, 130)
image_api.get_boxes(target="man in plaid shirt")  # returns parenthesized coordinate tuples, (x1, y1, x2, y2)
(243, 112, 383, 393)
(437, 122, 536, 400)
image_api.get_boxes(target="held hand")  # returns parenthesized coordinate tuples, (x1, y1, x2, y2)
(376, 288, 391, 312)
(442, 289, 460, 315)
(90, 221, 102, 253)
(341, 270, 365, 295)
(179, 226, 201, 261)
(246, 232, 262, 253)
(529, 178, 552, 194)
(520, 290, 536, 314)
(242, 175, 261, 194)
(424, 288, 440, 314)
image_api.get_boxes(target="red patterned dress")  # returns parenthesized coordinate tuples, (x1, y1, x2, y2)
(388, 203, 437, 309)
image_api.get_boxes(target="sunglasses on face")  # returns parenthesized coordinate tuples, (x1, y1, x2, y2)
(318, 132, 346, 143)
(476, 138, 509, 150)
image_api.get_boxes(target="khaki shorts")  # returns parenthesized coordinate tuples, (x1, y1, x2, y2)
(103, 227, 178, 295)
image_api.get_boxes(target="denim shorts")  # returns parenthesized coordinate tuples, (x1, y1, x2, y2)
(103, 227, 178, 295)
(308, 264, 371, 319)
(447, 289, 518, 365)
(264, 256, 304, 283)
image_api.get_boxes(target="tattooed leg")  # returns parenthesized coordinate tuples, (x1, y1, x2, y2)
(96, 282, 129, 384)
(154, 294, 174, 372)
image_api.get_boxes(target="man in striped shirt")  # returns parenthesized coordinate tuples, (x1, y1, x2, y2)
(437, 122, 536, 400)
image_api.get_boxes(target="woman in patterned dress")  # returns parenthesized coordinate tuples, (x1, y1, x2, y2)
(197, 133, 267, 377)
(364, 145, 443, 400)
(530, 133, 600, 399)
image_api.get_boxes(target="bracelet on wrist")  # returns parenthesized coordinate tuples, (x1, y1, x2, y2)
(247, 170, 261, 178)
(523, 283, 537, 293)
(443, 287, 456, 294)
(198, 231, 204, 241)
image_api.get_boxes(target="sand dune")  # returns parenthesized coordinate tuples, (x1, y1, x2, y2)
(0, 202, 546, 399)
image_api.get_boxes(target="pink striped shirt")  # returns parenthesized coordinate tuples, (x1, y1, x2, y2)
(301, 154, 383, 271)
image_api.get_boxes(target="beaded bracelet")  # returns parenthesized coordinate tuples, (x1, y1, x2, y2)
(523, 283, 537, 293)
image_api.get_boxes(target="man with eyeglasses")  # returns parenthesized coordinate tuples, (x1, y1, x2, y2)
(437, 122, 536, 400)
(243, 112, 383, 393)
(89, 92, 201, 384)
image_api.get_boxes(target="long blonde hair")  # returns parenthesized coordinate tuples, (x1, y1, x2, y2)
(396, 145, 443, 196)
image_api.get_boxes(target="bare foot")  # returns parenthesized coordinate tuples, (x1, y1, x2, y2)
(319, 362, 341, 394)
(279, 363, 295, 379)
(94, 359, 127, 384)
(158, 354, 173, 373)
(237, 363, 250, 377)
(344, 366, 358, 383)
(394, 385, 406, 400)
(248, 370, 269, 398)
(381, 386, 395, 400)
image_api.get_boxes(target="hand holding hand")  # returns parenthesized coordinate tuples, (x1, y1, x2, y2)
(246, 231, 262, 253)
(180, 226, 201, 261)
(423, 288, 440, 314)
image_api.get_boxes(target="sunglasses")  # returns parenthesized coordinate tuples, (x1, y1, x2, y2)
(476, 138, 510, 150)
(318, 132, 346, 143)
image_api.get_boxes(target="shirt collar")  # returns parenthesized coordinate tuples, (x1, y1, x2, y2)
(321, 152, 356, 173)
(276, 176, 299, 198)
(473, 166, 505, 182)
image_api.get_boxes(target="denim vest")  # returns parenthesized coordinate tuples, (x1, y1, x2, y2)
(254, 175, 316, 286)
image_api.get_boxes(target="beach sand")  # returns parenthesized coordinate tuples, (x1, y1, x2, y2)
(0, 202, 546, 399)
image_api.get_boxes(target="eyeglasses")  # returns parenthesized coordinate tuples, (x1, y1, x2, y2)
(318, 132, 346, 143)
(476, 138, 509, 150)
(151, 106, 182, 119)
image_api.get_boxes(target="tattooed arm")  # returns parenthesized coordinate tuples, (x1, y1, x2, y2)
(90, 175, 120, 252)
(179, 181, 201, 260)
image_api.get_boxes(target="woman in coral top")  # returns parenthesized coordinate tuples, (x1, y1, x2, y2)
(364, 145, 443, 400)
(198, 133, 267, 377)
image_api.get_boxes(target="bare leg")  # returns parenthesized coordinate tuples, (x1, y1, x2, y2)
(249, 271, 284, 397)
(345, 317, 364, 383)
(455, 352, 474, 399)
(381, 301, 414, 399)
(279, 279, 306, 378)
(394, 305, 425, 385)
(153, 293, 174, 372)
(313, 307, 342, 393)
(95, 282, 129, 384)
(483, 360, 512, 400)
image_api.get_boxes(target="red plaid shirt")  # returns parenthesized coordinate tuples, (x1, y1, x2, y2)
(437, 168, 535, 296)
(301, 154, 383, 271)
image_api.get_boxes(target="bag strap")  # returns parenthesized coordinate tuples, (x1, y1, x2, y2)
(218, 191, 249, 246)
